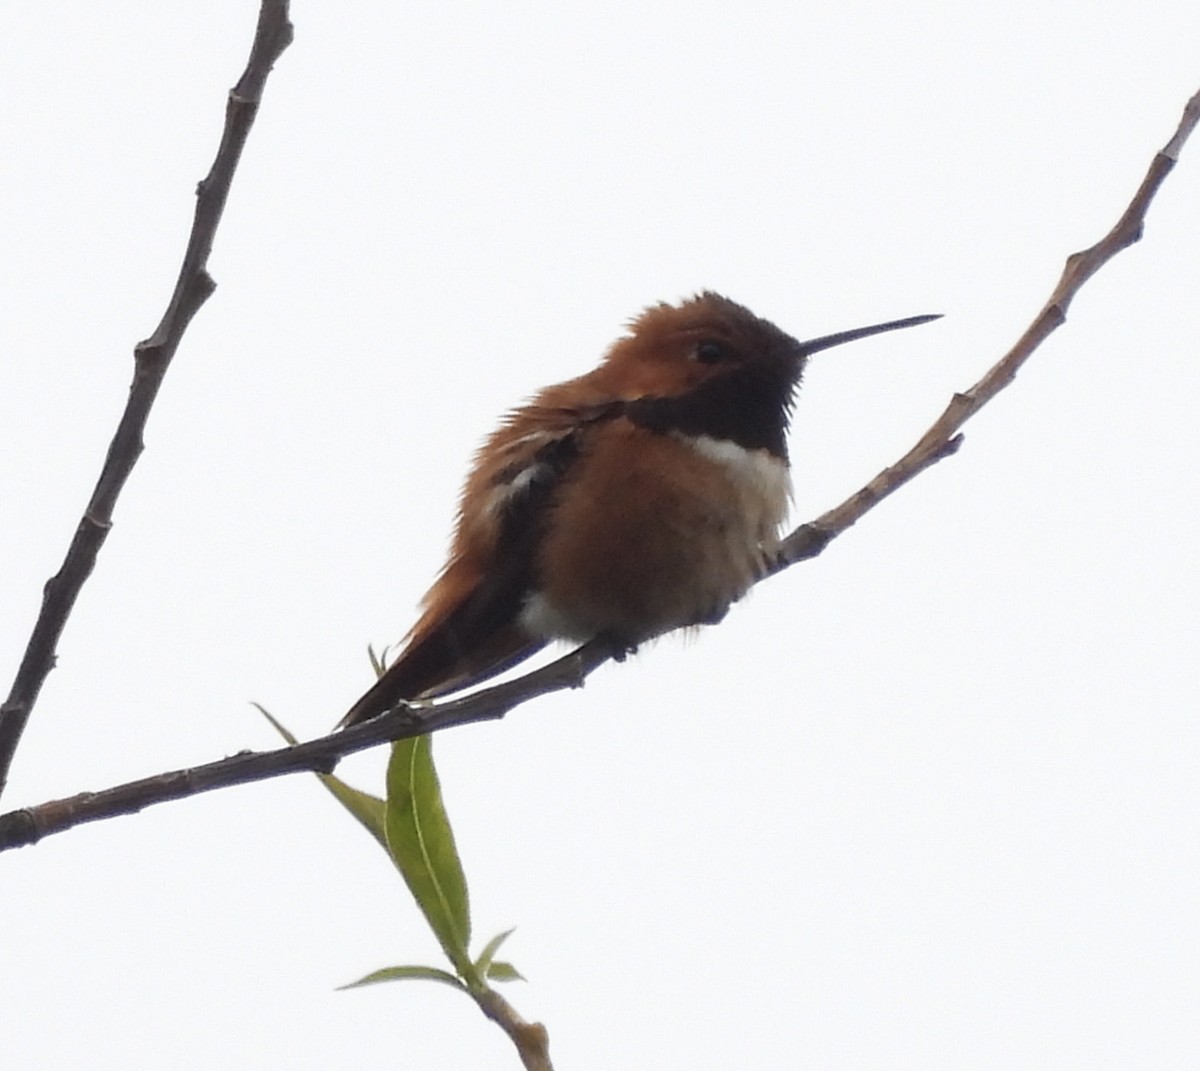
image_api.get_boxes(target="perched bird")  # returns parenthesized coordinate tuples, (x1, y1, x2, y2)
(340, 292, 938, 727)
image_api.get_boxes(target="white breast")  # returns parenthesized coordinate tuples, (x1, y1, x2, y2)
(679, 434, 792, 522)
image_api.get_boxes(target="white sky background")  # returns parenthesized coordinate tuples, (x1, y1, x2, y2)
(2, 3, 1198, 1068)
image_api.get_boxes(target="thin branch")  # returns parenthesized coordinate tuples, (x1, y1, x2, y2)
(474, 987, 555, 1071)
(0, 1, 294, 799)
(0, 640, 611, 850)
(773, 84, 1200, 568)
(1, 84, 1196, 852)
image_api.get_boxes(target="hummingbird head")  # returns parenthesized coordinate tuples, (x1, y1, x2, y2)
(600, 291, 807, 400)
(598, 292, 940, 459)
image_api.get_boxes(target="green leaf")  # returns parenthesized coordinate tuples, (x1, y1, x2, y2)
(486, 961, 524, 983)
(386, 735, 474, 982)
(367, 643, 388, 678)
(339, 965, 467, 992)
(368, 641, 401, 678)
(473, 927, 516, 976)
(253, 702, 388, 851)
(253, 702, 301, 747)
(313, 772, 388, 851)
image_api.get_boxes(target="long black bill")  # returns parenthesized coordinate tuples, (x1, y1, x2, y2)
(797, 313, 941, 357)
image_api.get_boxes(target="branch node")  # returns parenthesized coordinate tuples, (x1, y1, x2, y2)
(1163, 88, 1200, 160)
(194, 270, 218, 302)
(937, 433, 965, 459)
(133, 341, 162, 365)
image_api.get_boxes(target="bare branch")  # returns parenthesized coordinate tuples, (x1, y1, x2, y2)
(0, 1, 294, 799)
(0, 640, 611, 849)
(1, 83, 1196, 852)
(773, 85, 1200, 567)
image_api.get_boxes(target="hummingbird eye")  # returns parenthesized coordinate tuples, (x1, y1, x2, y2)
(693, 340, 730, 364)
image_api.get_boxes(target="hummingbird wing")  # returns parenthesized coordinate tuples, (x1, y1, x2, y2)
(338, 403, 617, 727)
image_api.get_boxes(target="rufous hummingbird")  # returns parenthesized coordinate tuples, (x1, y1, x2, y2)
(341, 292, 938, 727)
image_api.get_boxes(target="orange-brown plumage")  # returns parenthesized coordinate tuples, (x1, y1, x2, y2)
(532, 419, 785, 640)
(340, 293, 938, 727)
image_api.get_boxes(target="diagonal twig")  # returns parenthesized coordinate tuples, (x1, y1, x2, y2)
(773, 85, 1200, 568)
(0, 1, 294, 800)
(0, 639, 613, 849)
(474, 986, 555, 1071)
(0, 83, 1196, 852)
